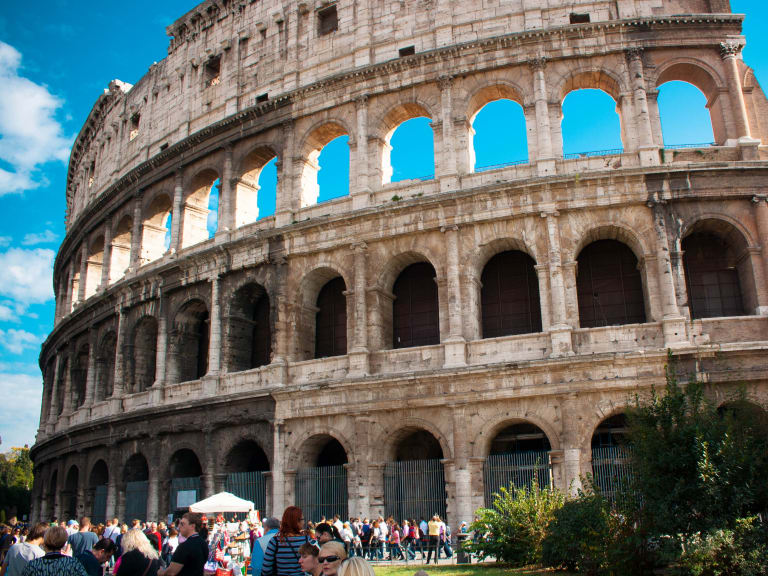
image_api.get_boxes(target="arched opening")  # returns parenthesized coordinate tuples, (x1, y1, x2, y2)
(170, 300, 210, 383)
(591, 414, 631, 502)
(300, 123, 349, 207)
(47, 470, 57, 518)
(71, 344, 89, 409)
(385, 429, 446, 522)
(182, 170, 220, 248)
(225, 440, 270, 518)
(131, 316, 158, 393)
(315, 277, 347, 359)
(71, 254, 82, 310)
(95, 332, 117, 401)
(718, 400, 768, 437)
(141, 194, 172, 264)
(577, 240, 646, 328)
(471, 99, 528, 171)
(295, 435, 349, 522)
(658, 81, 715, 147)
(483, 423, 552, 505)
(227, 284, 271, 373)
(169, 449, 202, 516)
(124, 454, 149, 522)
(393, 262, 439, 349)
(88, 460, 109, 524)
(42, 358, 55, 420)
(237, 147, 278, 226)
(85, 236, 104, 299)
(63, 465, 79, 520)
(109, 215, 132, 283)
(562, 89, 623, 157)
(481, 251, 541, 338)
(385, 117, 435, 183)
(56, 357, 68, 415)
(683, 223, 752, 319)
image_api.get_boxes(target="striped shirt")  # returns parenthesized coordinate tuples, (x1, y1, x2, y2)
(260, 534, 311, 576)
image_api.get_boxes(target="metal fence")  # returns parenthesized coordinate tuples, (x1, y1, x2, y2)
(125, 480, 148, 521)
(384, 459, 447, 522)
(591, 445, 633, 504)
(170, 476, 201, 513)
(226, 471, 267, 517)
(91, 485, 107, 524)
(663, 142, 715, 149)
(564, 148, 624, 160)
(295, 465, 348, 522)
(483, 450, 552, 507)
(476, 159, 529, 172)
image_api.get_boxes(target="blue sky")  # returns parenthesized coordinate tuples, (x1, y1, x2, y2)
(0, 1, 765, 450)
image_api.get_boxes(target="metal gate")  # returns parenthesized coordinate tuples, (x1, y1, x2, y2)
(483, 451, 552, 506)
(591, 446, 633, 503)
(125, 480, 148, 521)
(226, 471, 267, 517)
(295, 465, 348, 522)
(91, 485, 107, 524)
(384, 459, 447, 522)
(170, 477, 200, 513)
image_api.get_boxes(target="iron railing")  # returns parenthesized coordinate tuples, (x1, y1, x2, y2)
(170, 476, 200, 513)
(91, 485, 107, 524)
(663, 142, 715, 149)
(564, 148, 624, 160)
(226, 471, 267, 518)
(295, 465, 348, 522)
(483, 450, 552, 507)
(125, 480, 148, 522)
(591, 445, 633, 504)
(384, 459, 447, 523)
(476, 159, 529, 172)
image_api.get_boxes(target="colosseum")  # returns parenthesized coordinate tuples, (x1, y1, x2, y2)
(30, 0, 768, 529)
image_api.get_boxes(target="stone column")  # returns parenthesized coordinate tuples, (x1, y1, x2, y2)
(208, 275, 222, 374)
(438, 75, 459, 192)
(451, 405, 472, 530)
(626, 48, 659, 166)
(219, 145, 235, 234)
(66, 260, 77, 314)
(534, 264, 552, 331)
(529, 58, 556, 176)
(62, 341, 76, 415)
(170, 169, 184, 253)
(129, 193, 143, 271)
(351, 96, 371, 209)
(349, 244, 369, 376)
(272, 258, 290, 383)
(147, 472, 160, 522)
(271, 420, 285, 514)
(105, 453, 118, 521)
(651, 203, 689, 346)
(275, 121, 296, 227)
(78, 243, 89, 303)
(442, 226, 467, 367)
(353, 414, 371, 516)
(557, 393, 583, 495)
(84, 330, 98, 407)
(47, 353, 62, 429)
(720, 42, 752, 141)
(100, 219, 113, 289)
(112, 307, 128, 399)
(752, 196, 768, 315)
(543, 211, 573, 355)
(154, 298, 169, 387)
(203, 429, 216, 498)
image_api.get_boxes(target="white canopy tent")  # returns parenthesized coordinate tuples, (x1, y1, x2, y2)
(188, 491, 255, 513)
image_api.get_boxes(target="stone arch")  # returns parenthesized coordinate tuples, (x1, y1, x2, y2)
(717, 399, 768, 434)
(226, 282, 272, 372)
(55, 356, 69, 415)
(376, 250, 442, 294)
(109, 214, 133, 283)
(235, 144, 279, 227)
(299, 120, 351, 208)
(376, 418, 452, 463)
(88, 458, 109, 486)
(556, 68, 625, 103)
(87, 459, 109, 523)
(472, 237, 539, 281)
(168, 447, 203, 479)
(474, 413, 561, 459)
(290, 431, 352, 470)
(130, 316, 158, 393)
(71, 342, 90, 409)
(224, 439, 271, 474)
(47, 469, 58, 513)
(95, 330, 117, 401)
(378, 101, 435, 184)
(63, 464, 80, 519)
(182, 168, 219, 248)
(123, 452, 149, 522)
(569, 223, 650, 264)
(123, 453, 150, 482)
(590, 413, 629, 449)
(141, 191, 172, 264)
(71, 252, 82, 310)
(681, 217, 755, 318)
(576, 401, 630, 453)
(295, 265, 350, 361)
(169, 298, 210, 383)
(85, 235, 104, 299)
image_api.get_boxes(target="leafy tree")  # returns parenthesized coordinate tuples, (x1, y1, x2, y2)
(0, 446, 34, 517)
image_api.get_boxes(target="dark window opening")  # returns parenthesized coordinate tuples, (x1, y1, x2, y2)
(591, 414, 628, 449)
(318, 5, 338, 36)
(570, 13, 590, 24)
(683, 232, 745, 319)
(160, 143, 169, 151)
(481, 251, 542, 338)
(316, 439, 348, 467)
(204, 56, 221, 87)
(256, 93, 269, 104)
(490, 423, 551, 455)
(315, 277, 347, 359)
(399, 46, 415, 58)
(393, 262, 439, 349)
(395, 430, 443, 461)
(129, 113, 140, 141)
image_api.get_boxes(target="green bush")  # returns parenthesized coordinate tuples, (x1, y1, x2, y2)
(467, 479, 564, 567)
(679, 517, 768, 576)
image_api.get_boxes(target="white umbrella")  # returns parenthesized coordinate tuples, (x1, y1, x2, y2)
(189, 491, 255, 513)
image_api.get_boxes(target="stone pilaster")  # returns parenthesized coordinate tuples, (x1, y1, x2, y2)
(271, 420, 285, 515)
(84, 330, 98, 407)
(752, 196, 768, 314)
(78, 243, 88, 304)
(720, 42, 753, 142)
(442, 225, 466, 367)
(208, 275, 222, 374)
(275, 121, 296, 227)
(170, 169, 184, 253)
(625, 48, 659, 165)
(100, 219, 113, 289)
(219, 144, 235, 233)
(529, 58, 556, 176)
(349, 243, 369, 376)
(129, 192, 143, 271)
(351, 95, 371, 209)
(542, 211, 573, 355)
(451, 405, 472, 530)
(437, 75, 459, 192)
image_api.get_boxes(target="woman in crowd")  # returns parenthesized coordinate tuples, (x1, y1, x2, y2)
(114, 529, 160, 576)
(337, 557, 374, 576)
(20, 526, 88, 576)
(317, 542, 346, 576)
(261, 507, 311, 576)
(297, 542, 321, 576)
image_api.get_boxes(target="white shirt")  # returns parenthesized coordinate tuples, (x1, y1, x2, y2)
(2, 541, 44, 576)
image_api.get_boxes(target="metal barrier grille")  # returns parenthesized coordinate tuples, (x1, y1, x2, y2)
(295, 465, 348, 522)
(92, 485, 107, 524)
(591, 446, 633, 503)
(170, 476, 201, 512)
(226, 471, 267, 517)
(384, 459, 447, 522)
(483, 451, 552, 506)
(125, 480, 148, 521)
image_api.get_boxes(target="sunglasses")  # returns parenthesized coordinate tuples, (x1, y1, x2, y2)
(318, 556, 341, 563)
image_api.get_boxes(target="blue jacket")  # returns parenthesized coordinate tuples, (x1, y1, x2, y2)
(251, 529, 278, 576)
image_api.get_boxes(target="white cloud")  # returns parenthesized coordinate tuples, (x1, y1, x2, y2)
(0, 236, 11, 247)
(0, 329, 42, 354)
(22, 229, 58, 246)
(0, 41, 71, 195)
(0, 247, 55, 305)
(0, 369, 43, 449)
(0, 303, 19, 322)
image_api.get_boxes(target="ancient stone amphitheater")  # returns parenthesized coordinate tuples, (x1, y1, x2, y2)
(31, 0, 768, 528)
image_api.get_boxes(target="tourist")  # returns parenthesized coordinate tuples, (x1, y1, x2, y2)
(0, 526, 15, 565)
(68, 518, 98, 557)
(425, 515, 440, 564)
(317, 542, 346, 576)
(162, 527, 179, 565)
(337, 557, 374, 576)
(66, 521, 79, 536)
(157, 512, 208, 576)
(261, 507, 311, 576)
(252, 517, 279, 576)
(297, 542, 321, 576)
(20, 526, 88, 576)
(75, 538, 116, 576)
(0, 522, 46, 576)
(114, 529, 160, 576)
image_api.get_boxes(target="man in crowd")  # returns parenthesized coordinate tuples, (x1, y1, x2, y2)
(251, 517, 279, 576)
(158, 512, 208, 576)
(0, 522, 46, 576)
(75, 538, 117, 576)
(102, 518, 120, 542)
(68, 518, 99, 557)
